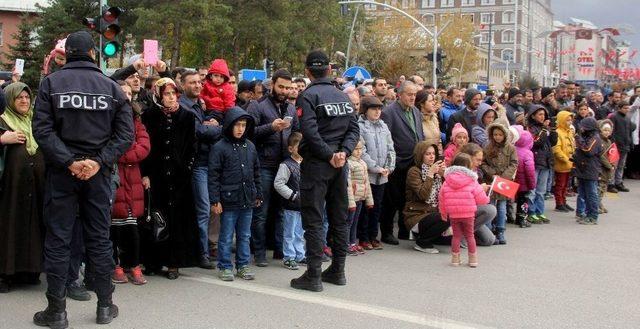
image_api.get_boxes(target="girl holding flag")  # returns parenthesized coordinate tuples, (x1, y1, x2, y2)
(481, 123, 518, 245)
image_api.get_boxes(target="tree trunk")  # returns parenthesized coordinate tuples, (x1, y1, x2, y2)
(171, 21, 182, 70)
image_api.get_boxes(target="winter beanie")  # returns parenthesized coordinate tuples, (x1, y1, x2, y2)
(451, 123, 468, 139)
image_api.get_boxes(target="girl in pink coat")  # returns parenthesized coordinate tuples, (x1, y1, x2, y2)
(513, 126, 536, 228)
(439, 153, 490, 267)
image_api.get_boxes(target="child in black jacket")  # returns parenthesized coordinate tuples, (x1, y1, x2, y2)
(574, 117, 602, 225)
(208, 107, 262, 281)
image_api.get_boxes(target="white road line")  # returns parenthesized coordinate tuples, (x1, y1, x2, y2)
(181, 272, 493, 329)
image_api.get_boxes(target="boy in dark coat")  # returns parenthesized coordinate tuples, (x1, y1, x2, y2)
(574, 117, 602, 225)
(208, 107, 262, 281)
(526, 105, 554, 223)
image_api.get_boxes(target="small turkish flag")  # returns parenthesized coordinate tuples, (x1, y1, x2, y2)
(491, 176, 519, 200)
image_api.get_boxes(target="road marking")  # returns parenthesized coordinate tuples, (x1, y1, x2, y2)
(182, 272, 493, 329)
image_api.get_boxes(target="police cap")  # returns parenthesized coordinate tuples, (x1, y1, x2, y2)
(305, 50, 330, 69)
(65, 31, 95, 57)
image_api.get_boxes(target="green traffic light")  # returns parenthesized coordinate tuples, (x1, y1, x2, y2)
(103, 42, 118, 57)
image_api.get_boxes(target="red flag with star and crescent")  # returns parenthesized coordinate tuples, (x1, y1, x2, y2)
(490, 176, 519, 200)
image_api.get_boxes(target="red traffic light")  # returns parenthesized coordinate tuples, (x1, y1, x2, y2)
(102, 6, 122, 23)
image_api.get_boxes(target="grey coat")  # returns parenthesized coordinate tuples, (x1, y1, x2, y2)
(358, 115, 396, 185)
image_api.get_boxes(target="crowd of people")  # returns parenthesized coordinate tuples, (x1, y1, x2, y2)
(1, 39, 640, 301)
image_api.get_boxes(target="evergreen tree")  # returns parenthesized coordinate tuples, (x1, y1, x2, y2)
(5, 15, 40, 89)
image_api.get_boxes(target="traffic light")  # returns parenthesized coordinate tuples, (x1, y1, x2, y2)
(82, 5, 123, 58)
(99, 6, 123, 58)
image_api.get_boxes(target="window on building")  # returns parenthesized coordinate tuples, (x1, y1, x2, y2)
(481, 0, 496, 4)
(409, 0, 417, 7)
(502, 11, 515, 24)
(480, 32, 490, 44)
(422, 13, 435, 25)
(441, 0, 454, 7)
(461, 0, 476, 6)
(502, 29, 515, 43)
(364, 3, 378, 10)
(462, 14, 475, 23)
(480, 13, 494, 24)
(421, 0, 436, 8)
(503, 0, 516, 4)
(401, 0, 409, 8)
(501, 49, 514, 61)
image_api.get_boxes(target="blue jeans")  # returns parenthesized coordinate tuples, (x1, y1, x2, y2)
(489, 200, 507, 231)
(192, 166, 210, 256)
(251, 167, 282, 260)
(546, 170, 554, 194)
(576, 179, 599, 220)
(282, 210, 305, 261)
(217, 209, 252, 270)
(529, 168, 550, 215)
(348, 201, 363, 245)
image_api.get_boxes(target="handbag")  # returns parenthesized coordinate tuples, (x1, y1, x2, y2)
(142, 189, 169, 243)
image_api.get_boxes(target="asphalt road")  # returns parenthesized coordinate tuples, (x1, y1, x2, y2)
(2, 181, 640, 329)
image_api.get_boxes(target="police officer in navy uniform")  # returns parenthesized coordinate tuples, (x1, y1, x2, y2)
(290, 50, 359, 292)
(32, 31, 134, 328)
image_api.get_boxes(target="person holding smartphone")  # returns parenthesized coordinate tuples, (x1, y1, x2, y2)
(247, 69, 299, 267)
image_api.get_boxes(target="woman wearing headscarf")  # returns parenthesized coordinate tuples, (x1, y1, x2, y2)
(0, 82, 45, 293)
(139, 78, 199, 279)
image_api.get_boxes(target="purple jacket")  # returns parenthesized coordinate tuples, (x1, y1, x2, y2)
(514, 126, 536, 192)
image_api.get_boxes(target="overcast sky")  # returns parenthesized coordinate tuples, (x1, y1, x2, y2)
(551, 0, 638, 65)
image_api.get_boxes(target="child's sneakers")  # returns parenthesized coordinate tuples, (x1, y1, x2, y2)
(451, 252, 461, 266)
(112, 266, 128, 284)
(283, 260, 299, 270)
(236, 266, 255, 280)
(323, 246, 333, 258)
(129, 266, 147, 285)
(538, 214, 550, 224)
(359, 241, 373, 250)
(468, 253, 478, 268)
(355, 244, 366, 255)
(347, 244, 359, 256)
(218, 268, 234, 281)
(413, 244, 439, 254)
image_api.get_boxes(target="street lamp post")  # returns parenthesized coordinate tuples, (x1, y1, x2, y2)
(338, 0, 449, 87)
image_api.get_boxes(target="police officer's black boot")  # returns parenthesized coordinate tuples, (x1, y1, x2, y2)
(321, 256, 346, 285)
(290, 260, 323, 292)
(33, 293, 69, 329)
(96, 284, 118, 324)
(96, 297, 118, 324)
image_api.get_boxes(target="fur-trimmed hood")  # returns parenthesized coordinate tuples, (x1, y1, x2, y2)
(444, 165, 478, 189)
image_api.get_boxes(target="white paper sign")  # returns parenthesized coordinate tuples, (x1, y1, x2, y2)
(14, 59, 25, 75)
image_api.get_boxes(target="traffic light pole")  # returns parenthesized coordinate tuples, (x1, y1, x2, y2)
(99, 0, 106, 72)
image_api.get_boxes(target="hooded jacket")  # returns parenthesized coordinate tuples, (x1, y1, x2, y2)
(514, 126, 537, 192)
(598, 119, 615, 182)
(573, 117, 602, 181)
(207, 107, 262, 210)
(526, 105, 554, 169)
(358, 115, 396, 185)
(347, 156, 374, 209)
(403, 166, 443, 230)
(481, 123, 519, 200)
(438, 165, 490, 220)
(201, 59, 236, 111)
(552, 111, 575, 173)
(471, 103, 496, 148)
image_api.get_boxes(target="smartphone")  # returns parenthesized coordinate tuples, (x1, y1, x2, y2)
(283, 116, 293, 123)
(436, 156, 444, 162)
